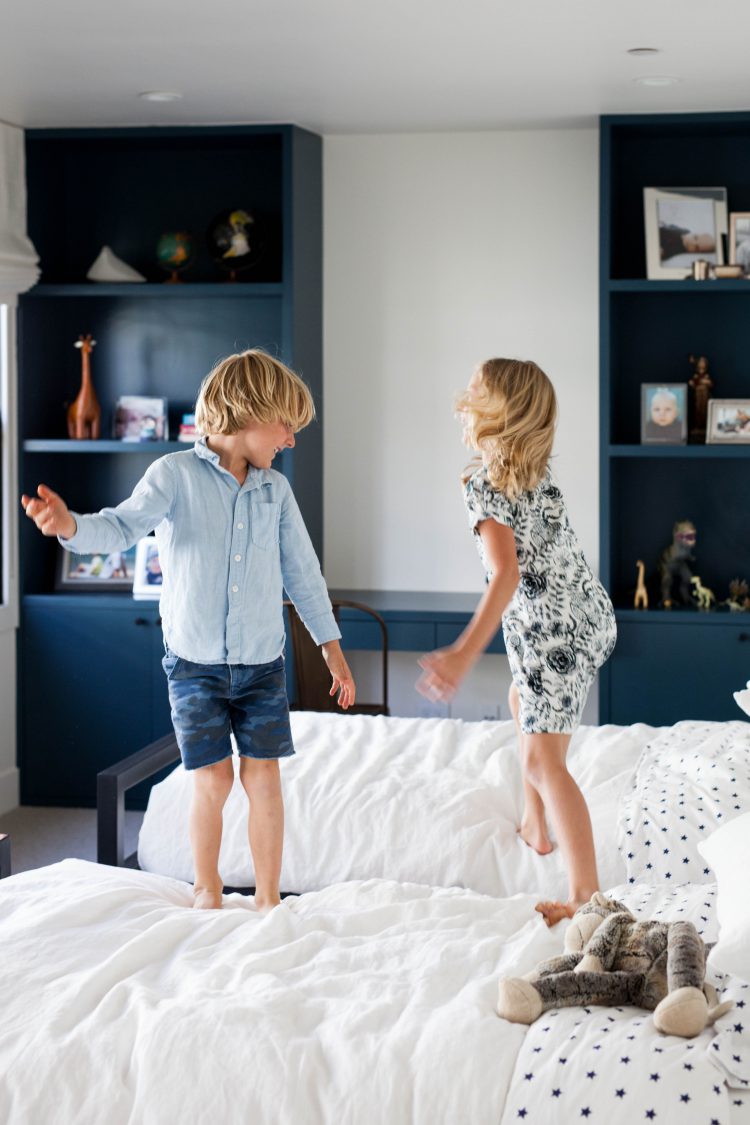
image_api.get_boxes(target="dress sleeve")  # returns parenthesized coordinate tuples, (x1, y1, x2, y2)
(463, 473, 515, 534)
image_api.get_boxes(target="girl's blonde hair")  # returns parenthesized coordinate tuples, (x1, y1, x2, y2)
(458, 358, 557, 498)
(194, 349, 315, 435)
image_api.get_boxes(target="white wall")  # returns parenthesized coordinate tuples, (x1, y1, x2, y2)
(0, 631, 17, 813)
(323, 128, 600, 720)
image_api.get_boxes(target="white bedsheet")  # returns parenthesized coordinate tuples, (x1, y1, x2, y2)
(0, 859, 564, 1125)
(138, 713, 657, 896)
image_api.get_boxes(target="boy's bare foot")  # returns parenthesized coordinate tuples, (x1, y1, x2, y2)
(535, 899, 582, 927)
(254, 895, 282, 916)
(518, 820, 554, 855)
(193, 883, 223, 910)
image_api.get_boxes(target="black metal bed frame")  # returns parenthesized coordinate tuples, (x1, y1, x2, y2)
(96, 732, 181, 869)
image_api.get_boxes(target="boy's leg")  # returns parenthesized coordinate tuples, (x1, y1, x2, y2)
(239, 758, 284, 912)
(190, 757, 234, 909)
(509, 682, 552, 855)
(523, 731, 600, 926)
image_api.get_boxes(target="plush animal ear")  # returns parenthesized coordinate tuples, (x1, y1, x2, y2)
(565, 910, 606, 954)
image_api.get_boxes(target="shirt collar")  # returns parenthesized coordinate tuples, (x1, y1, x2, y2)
(193, 436, 272, 492)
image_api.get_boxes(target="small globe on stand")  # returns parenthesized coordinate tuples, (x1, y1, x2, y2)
(207, 209, 262, 281)
(156, 231, 195, 283)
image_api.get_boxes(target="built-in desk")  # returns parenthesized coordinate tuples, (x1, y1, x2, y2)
(329, 590, 505, 655)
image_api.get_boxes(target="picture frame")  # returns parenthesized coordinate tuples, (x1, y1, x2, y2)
(643, 187, 728, 280)
(729, 212, 750, 276)
(640, 383, 688, 445)
(132, 536, 163, 600)
(706, 399, 750, 444)
(113, 395, 169, 442)
(55, 544, 137, 591)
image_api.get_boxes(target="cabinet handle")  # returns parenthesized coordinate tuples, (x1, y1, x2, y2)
(739, 633, 750, 642)
(156, 617, 162, 627)
(133, 617, 149, 626)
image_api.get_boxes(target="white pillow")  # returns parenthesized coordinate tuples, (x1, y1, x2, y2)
(698, 810, 750, 982)
(734, 681, 750, 718)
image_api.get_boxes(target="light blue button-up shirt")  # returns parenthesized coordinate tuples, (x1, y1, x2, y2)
(60, 438, 341, 664)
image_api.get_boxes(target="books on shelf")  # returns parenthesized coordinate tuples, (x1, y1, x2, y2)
(178, 413, 197, 442)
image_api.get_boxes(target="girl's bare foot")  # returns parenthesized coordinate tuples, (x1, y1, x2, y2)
(518, 819, 554, 855)
(193, 883, 223, 910)
(534, 899, 582, 927)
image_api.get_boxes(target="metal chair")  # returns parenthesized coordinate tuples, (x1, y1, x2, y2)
(284, 599, 389, 715)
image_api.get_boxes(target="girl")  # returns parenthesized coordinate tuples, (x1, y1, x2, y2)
(417, 358, 616, 926)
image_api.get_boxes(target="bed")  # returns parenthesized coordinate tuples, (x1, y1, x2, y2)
(2, 713, 750, 1124)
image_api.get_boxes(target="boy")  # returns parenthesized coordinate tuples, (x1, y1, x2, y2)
(22, 349, 355, 911)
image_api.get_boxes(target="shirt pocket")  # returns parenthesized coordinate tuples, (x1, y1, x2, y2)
(251, 501, 280, 550)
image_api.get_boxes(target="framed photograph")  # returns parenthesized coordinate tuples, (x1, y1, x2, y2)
(113, 395, 169, 442)
(643, 187, 728, 280)
(640, 383, 688, 445)
(706, 399, 750, 444)
(132, 536, 163, 600)
(729, 212, 750, 276)
(55, 544, 137, 591)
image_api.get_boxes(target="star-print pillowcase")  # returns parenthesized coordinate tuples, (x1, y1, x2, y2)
(618, 721, 750, 886)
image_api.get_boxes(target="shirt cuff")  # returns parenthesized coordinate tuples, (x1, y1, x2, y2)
(303, 611, 342, 646)
(57, 513, 82, 551)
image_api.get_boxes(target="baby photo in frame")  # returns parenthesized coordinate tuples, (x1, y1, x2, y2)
(641, 383, 688, 445)
(644, 187, 727, 280)
(132, 537, 163, 600)
(55, 544, 137, 591)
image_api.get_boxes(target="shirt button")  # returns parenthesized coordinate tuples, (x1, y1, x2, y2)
(231, 584, 239, 593)
(234, 554, 241, 562)
(237, 522, 244, 529)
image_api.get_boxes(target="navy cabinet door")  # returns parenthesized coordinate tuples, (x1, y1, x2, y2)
(608, 621, 750, 726)
(21, 602, 162, 805)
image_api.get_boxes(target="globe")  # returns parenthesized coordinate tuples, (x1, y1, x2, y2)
(206, 209, 262, 279)
(156, 231, 194, 282)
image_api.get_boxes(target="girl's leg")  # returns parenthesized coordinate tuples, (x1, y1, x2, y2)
(522, 731, 599, 926)
(189, 757, 235, 909)
(509, 682, 553, 855)
(239, 757, 284, 912)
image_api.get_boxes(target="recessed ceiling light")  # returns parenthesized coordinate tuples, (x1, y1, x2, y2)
(138, 91, 183, 102)
(633, 75, 681, 87)
(627, 47, 661, 56)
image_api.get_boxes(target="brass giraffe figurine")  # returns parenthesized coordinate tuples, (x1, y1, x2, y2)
(634, 559, 648, 610)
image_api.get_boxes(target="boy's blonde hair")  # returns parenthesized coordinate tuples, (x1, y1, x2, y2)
(458, 358, 557, 498)
(194, 349, 315, 435)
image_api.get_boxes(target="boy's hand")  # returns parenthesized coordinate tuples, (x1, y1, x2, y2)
(416, 645, 474, 703)
(21, 485, 77, 539)
(321, 640, 356, 710)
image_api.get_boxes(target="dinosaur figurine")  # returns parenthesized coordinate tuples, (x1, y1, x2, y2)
(690, 574, 716, 611)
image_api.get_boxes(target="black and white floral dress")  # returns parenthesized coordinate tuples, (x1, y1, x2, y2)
(464, 464, 617, 734)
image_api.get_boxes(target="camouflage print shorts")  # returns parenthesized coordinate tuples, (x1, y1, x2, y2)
(161, 647, 294, 771)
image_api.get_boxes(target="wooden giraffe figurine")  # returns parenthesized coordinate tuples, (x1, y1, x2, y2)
(634, 559, 648, 610)
(67, 334, 101, 439)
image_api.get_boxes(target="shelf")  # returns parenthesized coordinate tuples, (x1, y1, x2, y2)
(615, 607, 750, 625)
(608, 444, 750, 458)
(24, 440, 191, 453)
(608, 279, 750, 293)
(25, 282, 285, 299)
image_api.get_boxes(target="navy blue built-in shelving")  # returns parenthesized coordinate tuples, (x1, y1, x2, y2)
(599, 112, 750, 726)
(17, 123, 324, 806)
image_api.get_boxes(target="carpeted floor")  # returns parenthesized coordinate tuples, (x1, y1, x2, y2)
(0, 806, 144, 876)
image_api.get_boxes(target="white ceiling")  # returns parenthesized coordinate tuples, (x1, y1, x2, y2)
(2, 0, 749, 133)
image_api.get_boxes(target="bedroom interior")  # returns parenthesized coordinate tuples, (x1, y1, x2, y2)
(3, 2, 750, 1122)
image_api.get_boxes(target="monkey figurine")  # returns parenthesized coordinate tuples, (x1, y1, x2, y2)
(658, 520, 696, 608)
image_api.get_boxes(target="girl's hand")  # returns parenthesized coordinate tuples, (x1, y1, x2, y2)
(416, 646, 475, 703)
(21, 485, 77, 539)
(321, 640, 356, 710)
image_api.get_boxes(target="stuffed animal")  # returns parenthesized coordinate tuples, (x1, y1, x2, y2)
(497, 892, 732, 1038)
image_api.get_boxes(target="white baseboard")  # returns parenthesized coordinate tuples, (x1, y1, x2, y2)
(0, 766, 20, 816)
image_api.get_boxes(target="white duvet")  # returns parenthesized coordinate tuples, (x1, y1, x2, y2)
(1, 862, 748, 1125)
(138, 713, 657, 897)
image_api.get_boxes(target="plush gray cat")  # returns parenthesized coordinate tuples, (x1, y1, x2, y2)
(497, 892, 732, 1038)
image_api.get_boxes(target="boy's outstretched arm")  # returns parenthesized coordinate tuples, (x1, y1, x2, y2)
(21, 484, 77, 540)
(321, 639, 356, 710)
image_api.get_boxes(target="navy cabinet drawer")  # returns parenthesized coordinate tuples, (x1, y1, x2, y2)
(435, 623, 505, 654)
(608, 621, 750, 725)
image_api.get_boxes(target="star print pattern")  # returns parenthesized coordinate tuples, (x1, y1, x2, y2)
(500, 882, 750, 1125)
(618, 722, 750, 886)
